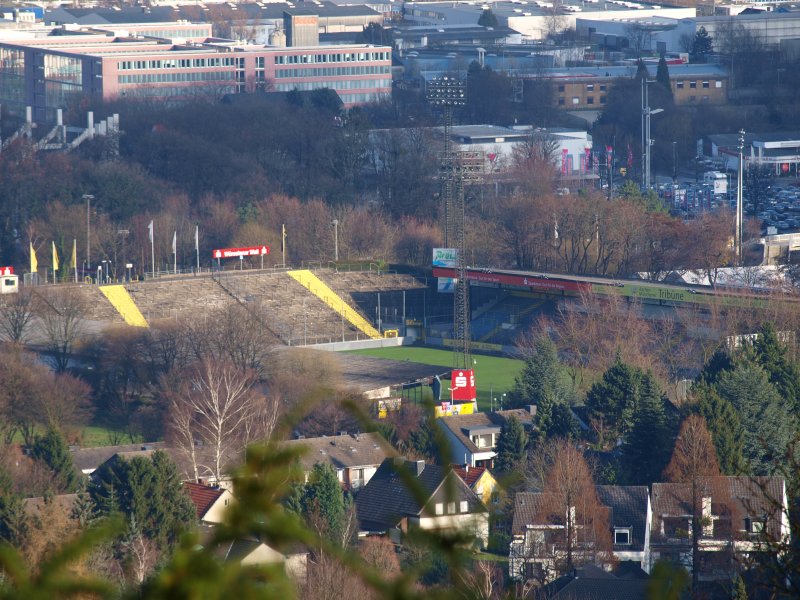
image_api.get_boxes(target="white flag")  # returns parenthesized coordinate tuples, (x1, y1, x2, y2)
(148, 220, 154, 243)
(172, 230, 177, 254)
(194, 225, 199, 251)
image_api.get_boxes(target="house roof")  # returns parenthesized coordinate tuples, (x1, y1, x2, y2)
(452, 465, 489, 488)
(438, 409, 535, 456)
(355, 458, 483, 532)
(71, 442, 168, 474)
(513, 486, 649, 551)
(535, 564, 648, 600)
(597, 486, 649, 553)
(23, 493, 77, 517)
(651, 476, 785, 541)
(184, 481, 226, 519)
(281, 431, 397, 473)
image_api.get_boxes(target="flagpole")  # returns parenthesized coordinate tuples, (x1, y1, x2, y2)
(195, 225, 200, 272)
(73, 239, 78, 283)
(173, 230, 177, 274)
(149, 221, 155, 279)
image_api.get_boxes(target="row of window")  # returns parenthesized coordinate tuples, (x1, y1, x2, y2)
(44, 54, 82, 84)
(558, 83, 607, 93)
(275, 65, 390, 78)
(135, 28, 210, 39)
(122, 84, 236, 97)
(275, 78, 391, 92)
(118, 57, 244, 70)
(676, 80, 722, 89)
(0, 48, 24, 76)
(558, 96, 606, 106)
(275, 51, 389, 65)
(434, 500, 470, 516)
(118, 71, 235, 84)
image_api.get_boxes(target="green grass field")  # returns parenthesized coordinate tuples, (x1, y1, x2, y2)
(347, 346, 524, 411)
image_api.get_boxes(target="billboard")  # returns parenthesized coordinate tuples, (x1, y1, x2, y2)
(450, 369, 476, 403)
(212, 246, 270, 259)
(433, 248, 458, 267)
(434, 248, 458, 293)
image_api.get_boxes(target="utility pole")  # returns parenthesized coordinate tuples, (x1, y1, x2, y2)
(332, 219, 339, 262)
(281, 223, 287, 268)
(83, 194, 94, 274)
(736, 129, 745, 266)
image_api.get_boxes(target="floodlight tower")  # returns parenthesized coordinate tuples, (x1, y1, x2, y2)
(736, 129, 745, 265)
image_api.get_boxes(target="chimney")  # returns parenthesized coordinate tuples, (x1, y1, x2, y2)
(702, 496, 713, 536)
(415, 460, 425, 476)
(528, 405, 537, 416)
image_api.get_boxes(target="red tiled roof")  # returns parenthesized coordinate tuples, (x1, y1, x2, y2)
(184, 481, 225, 519)
(452, 465, 487, 488)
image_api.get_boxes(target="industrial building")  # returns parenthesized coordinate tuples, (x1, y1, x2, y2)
(0, 17, 390, 120)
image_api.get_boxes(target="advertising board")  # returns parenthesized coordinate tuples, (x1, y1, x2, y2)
(212, 246, 270, 259)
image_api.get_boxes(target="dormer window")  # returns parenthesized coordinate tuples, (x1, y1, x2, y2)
(614, 528, 631, 545)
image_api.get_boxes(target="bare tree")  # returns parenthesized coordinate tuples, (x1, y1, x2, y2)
(0, 288, 36, 344)
(37, 287, 87, 372)
(164, 360, 272, 482)
(663, 414, 722, 592)
(456, 559, 503, 600)
(121, 517, 159, 585)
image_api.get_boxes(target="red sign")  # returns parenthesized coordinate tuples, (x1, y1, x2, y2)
(0, 266, 13, 276)
(212, 246, 270, 259)
(432, 267, 590, 293)
(451, 369, 476, 403)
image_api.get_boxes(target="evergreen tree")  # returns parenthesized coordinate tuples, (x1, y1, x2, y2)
(509, 334, 570, 409)
(693, 383, 746, 475)
(546, 403, 580, 440)
(716, 363, 795, 475)
(752, 322, 800, 414)
(477, 8, 498, 27)
(635, 59, 648, 81)
(302, 462, 345, 542)
(30, 426, 78, 492)
(585, 354, 644, 440)
(655, 56, 673, 103)
(690, 27, 713, 63)
(495, 415, 527, 473)
(620, 373, 673, 485)
(89, 451, 195, 551)
(732, 574, 747, 600)
(697, 347, 734, 386)
(70, 479, 97, 527)
(0, 466, 28, 547)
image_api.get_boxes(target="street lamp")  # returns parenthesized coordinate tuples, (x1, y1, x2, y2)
(641, 79, 663, 190)
(118, 229, 129, 282)
(331, 219, 339, 262)
(83, 194, 94, 273)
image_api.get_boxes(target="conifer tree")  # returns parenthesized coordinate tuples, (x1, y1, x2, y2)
(716, 362, 795, 475)
(621, 373, 673, 485)
(495, 415, 527, 473)
(693, 383, 746, 475)
(510, 334, 570, 409)
(585, 353, 643, 440)
(31, 426, 78, 493)
(656, 56, 673, 103)
(302, 462, 345, 542)
(752, 322, 800, 414)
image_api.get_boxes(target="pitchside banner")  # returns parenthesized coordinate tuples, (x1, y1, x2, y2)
(213, 246, 270, 259)
(433, 248, 458, 293)
(450, 369, 476, 403)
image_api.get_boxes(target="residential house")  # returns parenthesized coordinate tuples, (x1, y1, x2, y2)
(355, 458, 489, 546)
(215, 539, 308, 582)
(437, 408, 535, 468)
(281, 431, 397, 491)
(510, 485, 651, 584)
(71, 442, 168, 476)
(184, 482, 236, 525)
(452, 465, 501, 507)
(650, 476, 789, 581)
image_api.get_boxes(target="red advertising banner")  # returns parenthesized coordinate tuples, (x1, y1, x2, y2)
(451, 369, 476, 403)
(0, 266, 14, 276)
(212, 246, 270, 259)
(432, 267, 590, 293)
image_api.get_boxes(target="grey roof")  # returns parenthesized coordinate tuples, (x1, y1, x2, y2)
(652, 476, 785, 542)
(355, 458, 484, 531)
(281, 431, 397, 472)
(513, 485, 649, 551)
(597, 485, 649, 553)
(71, 442, 168, 474)
(438, 409, 535, 455)
(535, 564, 648, 600)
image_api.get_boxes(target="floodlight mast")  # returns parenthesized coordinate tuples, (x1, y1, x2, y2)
(427, 76, 473, 370)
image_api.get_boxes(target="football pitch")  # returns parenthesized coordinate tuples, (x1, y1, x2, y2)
(347, 346, 524, 411)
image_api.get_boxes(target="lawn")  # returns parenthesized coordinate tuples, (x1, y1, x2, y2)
(347, 346, 524, 411)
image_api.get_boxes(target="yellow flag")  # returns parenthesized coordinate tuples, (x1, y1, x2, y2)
(30, 242, 38, 273)
(52, 241, 59, 272)
(71, 239, 77, 269)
